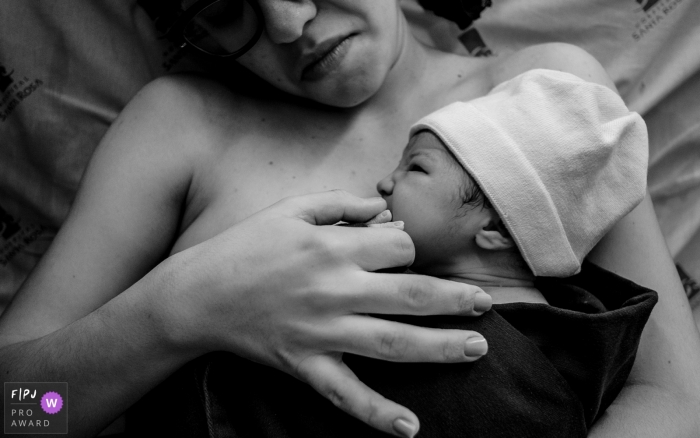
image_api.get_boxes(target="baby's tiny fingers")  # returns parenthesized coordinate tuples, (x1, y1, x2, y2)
(368, 221, 404, 230)
(365, 209, 392, 225)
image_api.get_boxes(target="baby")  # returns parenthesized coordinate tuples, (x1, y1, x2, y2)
(377, 68, 649, 306)
(178, 70, 659, 438)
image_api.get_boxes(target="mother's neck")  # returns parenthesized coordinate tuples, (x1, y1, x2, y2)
(363, 14, 472, 114)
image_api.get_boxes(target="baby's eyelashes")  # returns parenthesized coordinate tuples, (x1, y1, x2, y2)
(408, 164, 426, 173)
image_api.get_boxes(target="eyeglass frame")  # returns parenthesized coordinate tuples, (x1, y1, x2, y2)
(161, 0, 264, 58)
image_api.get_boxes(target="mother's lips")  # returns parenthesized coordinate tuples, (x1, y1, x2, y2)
(300, 34, 354, 81)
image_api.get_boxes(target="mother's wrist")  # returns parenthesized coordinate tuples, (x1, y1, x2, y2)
(139, 254, 213, 361)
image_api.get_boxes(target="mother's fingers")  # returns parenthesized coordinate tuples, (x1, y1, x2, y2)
(298, 354, 420, 438)
(282, 190, 387, 226)
(348, 272, 491, 317)
(325, 315, 488, 363)
(329, 226, 416, 271)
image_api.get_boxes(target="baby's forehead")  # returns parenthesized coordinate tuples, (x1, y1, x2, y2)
(405, 130, 473, 179)
(404, 130, 450, 157)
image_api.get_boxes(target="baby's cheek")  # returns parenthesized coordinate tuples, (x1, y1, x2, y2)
(405, 226, 435, 260)
(408, 242, 439, 274)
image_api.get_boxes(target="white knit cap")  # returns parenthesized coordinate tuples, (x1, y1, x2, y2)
(410, 69, 648, 277)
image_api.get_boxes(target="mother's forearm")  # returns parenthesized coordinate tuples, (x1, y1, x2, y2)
(589, 382, 700, 437)
(588, 194, 700, 436)
(0, 273, 198, 438)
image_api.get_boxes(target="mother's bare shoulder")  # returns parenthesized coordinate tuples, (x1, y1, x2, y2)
(124, 74, 271, 149)
(488, 43, 616, 90)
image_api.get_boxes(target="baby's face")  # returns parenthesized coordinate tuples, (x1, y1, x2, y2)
(377, 131, 480, 272)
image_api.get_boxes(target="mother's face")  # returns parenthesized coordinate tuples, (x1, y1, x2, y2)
(235, 0, 405, 107)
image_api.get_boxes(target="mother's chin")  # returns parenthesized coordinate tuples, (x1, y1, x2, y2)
(299, 42, 396, 108)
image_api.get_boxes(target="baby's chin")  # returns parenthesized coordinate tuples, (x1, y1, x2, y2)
(409, 248, 471, 278)
(407, 256, 446, 277)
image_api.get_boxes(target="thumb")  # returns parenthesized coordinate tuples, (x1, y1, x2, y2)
(288, 190, 387, 226)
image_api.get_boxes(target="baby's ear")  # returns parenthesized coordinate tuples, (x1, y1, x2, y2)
(475, 217, 515, 251)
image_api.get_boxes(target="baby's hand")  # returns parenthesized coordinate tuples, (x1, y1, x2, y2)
(344, 209, 405, 230)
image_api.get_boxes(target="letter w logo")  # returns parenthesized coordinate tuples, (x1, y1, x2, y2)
(46, 398, 58, 408)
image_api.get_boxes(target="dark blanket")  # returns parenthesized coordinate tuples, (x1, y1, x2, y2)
(129, 263, 657, 437)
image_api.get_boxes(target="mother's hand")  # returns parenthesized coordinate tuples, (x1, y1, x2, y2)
(161, 190, 491, 438)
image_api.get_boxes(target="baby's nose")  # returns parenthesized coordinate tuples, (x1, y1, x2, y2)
(376, 174, 394, 197)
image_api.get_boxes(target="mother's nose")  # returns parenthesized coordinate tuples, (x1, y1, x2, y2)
(258, 0, 317, 44)
(376, 174, 395, 197)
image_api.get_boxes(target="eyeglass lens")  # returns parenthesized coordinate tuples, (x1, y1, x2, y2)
(183, 0, 260, 56)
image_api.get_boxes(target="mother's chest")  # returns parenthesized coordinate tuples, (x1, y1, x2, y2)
(172, 129, 404, 251)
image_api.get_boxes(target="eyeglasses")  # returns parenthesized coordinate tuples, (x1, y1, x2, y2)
(162, 0, 264, 58)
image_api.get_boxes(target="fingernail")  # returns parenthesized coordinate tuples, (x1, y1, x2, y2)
(379, 209, 391, 219)
(368, 221, 404, 229)
(465, 336, 488, 357)
(393, 418, 417, 438)
(473, 291, 492, 313)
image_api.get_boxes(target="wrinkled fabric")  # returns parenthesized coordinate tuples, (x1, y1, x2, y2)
(0, 0, 201, 311)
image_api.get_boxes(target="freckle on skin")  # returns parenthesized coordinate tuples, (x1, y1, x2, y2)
(269, 161, 274, 165)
